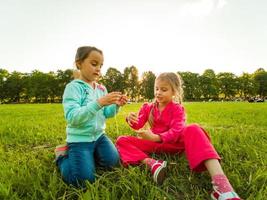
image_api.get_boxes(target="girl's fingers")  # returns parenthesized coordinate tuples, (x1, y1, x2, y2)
(107, 92, 129, 103)
(127, 112, 138, 124)
(130, 113, 137, 119)
(130, 118, 138, 124)
(136, 131, 145, 139)
(135, 130, 145, 134)
(110, 92, 122, 95)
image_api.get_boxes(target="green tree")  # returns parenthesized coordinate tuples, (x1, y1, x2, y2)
(47, 71, 58, 102)
(178, 71, 201, 101)
(4, 71, 25, 102)
(253, 68, 267, 97)
(238, 73, 257, 99)
(0, 69, 9, 102)
(199, 69, 219, 100)
(102, 67, 123, 92)
(56, 69, 73, 101)
(217, 72, 238, 99)
(27, 70, 52, 102)
(123, 66, 139, 101)
(140, 71, 156, 101)
(20, 73, 31, 102)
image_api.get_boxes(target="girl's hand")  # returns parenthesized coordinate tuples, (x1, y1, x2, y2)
(116, 95, 128, 106)
(98, 92, 122, 106)
(135, 129, 161, 142)
(127, 112, 138, 126)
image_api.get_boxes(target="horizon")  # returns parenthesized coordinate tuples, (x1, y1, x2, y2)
(0, 65, 265, 77)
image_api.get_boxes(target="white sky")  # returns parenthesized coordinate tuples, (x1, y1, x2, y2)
(0, 0, 266, 76)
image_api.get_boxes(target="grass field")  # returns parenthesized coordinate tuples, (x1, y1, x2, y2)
(0, 102, 266, 200)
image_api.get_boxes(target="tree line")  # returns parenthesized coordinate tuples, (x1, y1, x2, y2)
(0, 67, 266, 103)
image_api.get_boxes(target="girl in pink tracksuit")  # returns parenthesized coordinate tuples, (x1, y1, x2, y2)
(116, 72, 240, 200)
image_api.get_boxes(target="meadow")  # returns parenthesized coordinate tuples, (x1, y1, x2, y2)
(0, 102, 266, 200)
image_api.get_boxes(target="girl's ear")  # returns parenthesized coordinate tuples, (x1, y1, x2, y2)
(75, 61, 81, 69)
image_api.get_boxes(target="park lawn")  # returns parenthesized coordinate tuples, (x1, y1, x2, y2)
(0, 102, 266, 200)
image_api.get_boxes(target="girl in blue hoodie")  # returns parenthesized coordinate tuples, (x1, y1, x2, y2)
(55, 46, 127, 187)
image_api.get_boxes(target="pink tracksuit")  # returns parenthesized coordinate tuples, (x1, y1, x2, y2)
(116, 101, 220, 172)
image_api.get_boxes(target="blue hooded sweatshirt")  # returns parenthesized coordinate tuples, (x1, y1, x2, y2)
(63, 79, 118, 143)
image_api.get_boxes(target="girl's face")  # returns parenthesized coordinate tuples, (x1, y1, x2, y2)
(154, 79, 175, 106)
(77, 50, 104, 86)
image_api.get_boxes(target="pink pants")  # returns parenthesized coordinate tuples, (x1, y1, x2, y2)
(116, 124, 220, 172)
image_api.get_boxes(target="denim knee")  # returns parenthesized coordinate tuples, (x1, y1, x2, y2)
(105, 151, 120, 167)
(57, 146, 97, 186)
(61, 166, 96, 187)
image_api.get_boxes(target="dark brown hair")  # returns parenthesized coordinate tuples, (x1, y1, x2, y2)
(75, 46, 103, 69)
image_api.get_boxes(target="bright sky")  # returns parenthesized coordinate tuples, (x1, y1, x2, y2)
(0, 0, 266, 76)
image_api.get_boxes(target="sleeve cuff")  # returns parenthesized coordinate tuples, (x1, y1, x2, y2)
(159, 133, 168, 143)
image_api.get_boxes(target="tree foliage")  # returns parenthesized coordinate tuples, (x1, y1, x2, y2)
(253, 68, 267, 97)
(199, 69, 219, 100)
(179, 72, 201, 100)
(102, 67, 123, 93)
(123, 66, 139, 101)
(0, 67, 266, 103)
(217, 72, 238, 99)
(140, 71, 156, 101)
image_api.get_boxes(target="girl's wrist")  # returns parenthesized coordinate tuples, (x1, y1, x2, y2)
(97, 99, 105, 107)
(153, 134, 161, 142)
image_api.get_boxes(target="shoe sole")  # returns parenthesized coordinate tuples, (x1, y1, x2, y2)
(153, 163, 167, 185)
(156, 166, 166, 185)
(161, 161, 167, 167)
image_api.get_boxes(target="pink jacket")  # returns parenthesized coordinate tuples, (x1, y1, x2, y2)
(128, 101, 186, 143)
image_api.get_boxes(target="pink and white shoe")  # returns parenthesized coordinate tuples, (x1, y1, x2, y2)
(54, 144, 68, 162)
(211, 186, 241, 200)
(151, 160, 167, 185)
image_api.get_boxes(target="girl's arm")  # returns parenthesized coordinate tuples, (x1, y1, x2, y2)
(63, 84, 102, 126)
(159, 105, 186, 143)
(103, 104, 119, 118)
(127, 103, 151, 130)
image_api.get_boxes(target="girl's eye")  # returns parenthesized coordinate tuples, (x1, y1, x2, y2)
(91, 62, 102, 68)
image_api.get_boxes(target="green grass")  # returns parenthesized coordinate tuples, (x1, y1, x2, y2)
(0, 102, 266, 200)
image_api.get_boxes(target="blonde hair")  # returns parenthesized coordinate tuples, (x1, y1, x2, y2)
(156, 72, 184, 103)
(148, 72, 184, 127)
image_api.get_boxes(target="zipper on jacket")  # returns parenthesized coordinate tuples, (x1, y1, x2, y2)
(94, 89, 98, 140)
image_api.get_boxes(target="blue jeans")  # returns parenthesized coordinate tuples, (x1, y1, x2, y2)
(57, 134, 119, 187)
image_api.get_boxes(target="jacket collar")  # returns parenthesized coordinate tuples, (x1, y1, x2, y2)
(73, 79, 105, 91)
